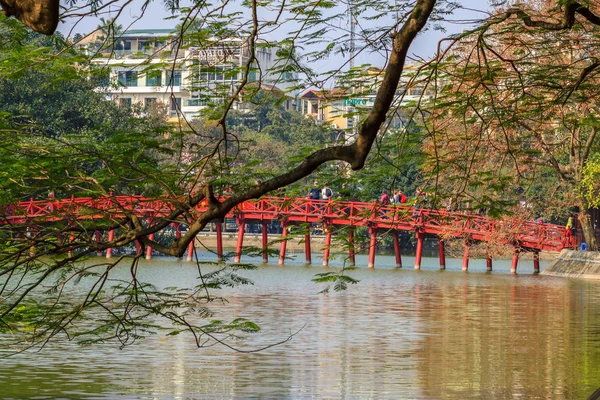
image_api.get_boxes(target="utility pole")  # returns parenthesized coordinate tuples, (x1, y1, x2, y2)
(347, 1, 355, 71)
(347, 1, 358, 143)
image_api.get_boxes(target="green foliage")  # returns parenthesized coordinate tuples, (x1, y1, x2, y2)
(0, 0, 482, 351)
(580, 154, 600, 209)
(312, 269, 359, 293)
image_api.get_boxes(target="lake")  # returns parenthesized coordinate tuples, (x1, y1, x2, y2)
(1, 252, 599, 399)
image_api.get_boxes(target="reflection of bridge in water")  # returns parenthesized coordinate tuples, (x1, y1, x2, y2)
(2, 196, 573, 274)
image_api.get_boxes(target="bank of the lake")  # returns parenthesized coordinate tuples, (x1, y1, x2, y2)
(543, 249, 600, 279)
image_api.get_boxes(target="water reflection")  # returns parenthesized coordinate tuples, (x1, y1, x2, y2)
(1, 256, 600, 399)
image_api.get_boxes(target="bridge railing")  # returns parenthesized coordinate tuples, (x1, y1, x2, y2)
(1, 195, 572, 251)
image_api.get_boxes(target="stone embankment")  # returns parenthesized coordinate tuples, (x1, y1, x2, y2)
(193, 232, 336, 252)
(542, 249, 600, 279)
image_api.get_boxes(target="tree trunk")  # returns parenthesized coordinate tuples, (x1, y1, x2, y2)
(578, 209, 598, 251)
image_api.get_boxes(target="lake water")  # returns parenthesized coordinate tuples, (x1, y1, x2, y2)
(1, 252, 600, 399)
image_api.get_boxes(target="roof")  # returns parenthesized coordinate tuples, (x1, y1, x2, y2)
(300, 88, 347, 99)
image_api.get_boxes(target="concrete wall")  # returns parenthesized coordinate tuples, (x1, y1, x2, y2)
(542, 249, 600, 279)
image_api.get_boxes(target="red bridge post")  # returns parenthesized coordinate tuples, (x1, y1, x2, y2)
(68, 235, 74, 258)
(533, 250, 540, 274)
(305, 226, 312, 265)
(462, 239, 470, 272)
(106, 229, 114, 259)
(323, 225, 332, 267)
(368, 226, 377, 268)
(438, 239, 446, 270)
(216, 221, 224, 262)
(261, 222, 268, 263)
(393, 231, 402, 268)
(348, 228, 356, 267)
(279, 221, 288, 265)
(414, 231, 424, 270)
(486, 255, 493, 272)
(234, 219, 245, 263)
(95, 230, 102, 257)
(175, 224, 182, 260)
(186, 237, 194, 262)
(145, 232, 154, 260)
(511, 247, 519, 274)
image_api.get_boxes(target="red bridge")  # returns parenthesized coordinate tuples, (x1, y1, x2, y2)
(1, 195, 573, 274)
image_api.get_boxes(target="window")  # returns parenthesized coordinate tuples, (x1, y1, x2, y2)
(146, 71, 162, 87)
(222, 66, 236, 81)
(166, 70, 181, 87)
(138, 40, 153, 51)
(115, 41, 132, 51)
(215, 66, 224, 81)
(120, 98, 132, 107)
(248, 70, 256, 82)
(118, 71, 138, 87)
(170, 97, 182, 116)
(145, 98, 157, 107)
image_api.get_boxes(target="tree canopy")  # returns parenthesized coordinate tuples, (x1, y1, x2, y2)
(2, 0, 600, 351)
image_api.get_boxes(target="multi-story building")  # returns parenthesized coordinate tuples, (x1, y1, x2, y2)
(77, 29, 297, 120)
(299, 65, 433, 132)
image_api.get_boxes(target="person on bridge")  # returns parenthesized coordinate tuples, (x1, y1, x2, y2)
(338, 183, 352, 200)
(321, 185, 333, 201)
(380, 190, 389, 205)
(308, 181, 321, 200)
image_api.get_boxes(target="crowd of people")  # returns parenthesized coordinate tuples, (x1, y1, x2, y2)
(307, 181, 410, 206)
(379, 190, 408, 205)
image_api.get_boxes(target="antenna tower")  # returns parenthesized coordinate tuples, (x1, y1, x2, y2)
(347, 1, 355, 70)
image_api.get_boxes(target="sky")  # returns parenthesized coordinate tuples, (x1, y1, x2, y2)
(58, 0, 493, 69)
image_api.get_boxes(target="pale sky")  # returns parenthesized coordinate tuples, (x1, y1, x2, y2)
(59, 1, 493, 68)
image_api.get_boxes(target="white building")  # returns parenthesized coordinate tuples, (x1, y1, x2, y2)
(77, 29, 297, 120)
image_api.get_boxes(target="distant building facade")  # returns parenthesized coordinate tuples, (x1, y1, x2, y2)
(299, 66, 433, 132)
(77, 29, 297, 120)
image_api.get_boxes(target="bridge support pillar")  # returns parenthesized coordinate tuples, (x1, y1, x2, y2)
(533, 251, 540, 274)
(393, 231, 402, 268)
(486, 256, 493, 272)
(438, 239, 446, 270)
(215, 222, 224, 262)
(145, 232, 154, 260)
(68, 235, 74, 258)
(135, 240, 142, 256)
(234, 221, 245, 263)
(368, 227, 377, 268)
(261, 222, 268, 263)
(186, 237, 195, 262)
(462, 240, 470, 272)
(278, 222, 288, 265)
(415, 231, 424, 270)
(106, 229, 114, 259)
(348, 228, 356, 267)
(323, 225, 332, 267)
(305, 226, 312, 265)
(511, 247, 519, 275)
(175, 224, 182, 260)
(95, 230, 102, 257)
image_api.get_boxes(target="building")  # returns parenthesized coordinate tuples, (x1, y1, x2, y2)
(299, 66, 433, 132)
(77, 29, 297, 120)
